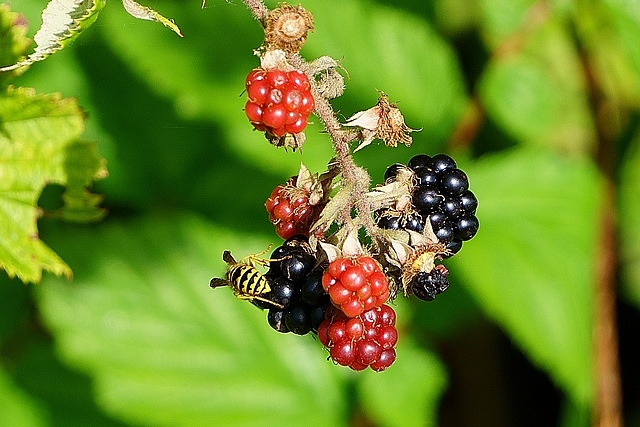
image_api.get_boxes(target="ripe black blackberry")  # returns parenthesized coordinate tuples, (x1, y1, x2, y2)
(411, 265, 449, 301)
(379, 153, 479, 256)
(262, 236, 329, 335)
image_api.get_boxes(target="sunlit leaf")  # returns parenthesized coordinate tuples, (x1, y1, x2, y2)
(478, 16, 596, 153)
(449, 148, 600, 408)
(574, 0, 640, 108)
(0, 86, 106, 283)
(35, 214, 348, 426)
(0, 0, 106, 72)
(304, 0, 468, 145)
(121, 0, 182, 37)
(0, 4, 32, 82)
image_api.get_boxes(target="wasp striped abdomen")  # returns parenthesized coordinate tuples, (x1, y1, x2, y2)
(228, 264, 271, 297)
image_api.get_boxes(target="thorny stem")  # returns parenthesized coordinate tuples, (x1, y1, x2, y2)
(243, 0, 379, 242)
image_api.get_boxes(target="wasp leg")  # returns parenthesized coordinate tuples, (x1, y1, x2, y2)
(236, 294, 284, 309)
(240, 244, 274, 266)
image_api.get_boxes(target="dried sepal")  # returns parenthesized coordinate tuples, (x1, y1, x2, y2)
(263, 3, 314, 56)
(366, 166, 415, 211)
(310, 182, 352, 238)
(410, 218, 440, 247)
(344, 92, 419, 151)
(294, 162, 337, 207)
(316, 240, 341, 263)
(305, 56, 347, 99)
(341, 228, 365, 258)
(259, 49, 289, 71)
(400, 242, 449, 296)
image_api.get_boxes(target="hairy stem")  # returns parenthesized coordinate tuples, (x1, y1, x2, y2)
(242, 0, 269, 23)
(242, 0, 378, 240)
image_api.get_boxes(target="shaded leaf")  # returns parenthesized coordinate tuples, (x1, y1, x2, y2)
(357, 339, 447, 427)
(0, 0, 106, 72)
(13, 341, 129, 427)
(0, 86, 106, 282)
(619, 128, 640, 308)
(35, 213, 347, 426)
(0, 368, 46, 427)
(449, 148, 600, 407)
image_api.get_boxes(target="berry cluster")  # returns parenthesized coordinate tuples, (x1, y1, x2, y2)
(265, 184, 319, 240)
(378, 153, 479, 256)
(245, 68, 315, 137)
(318, 305, 398, 372)
(322, 256, 390, 318)
(259, 237, 329, 335)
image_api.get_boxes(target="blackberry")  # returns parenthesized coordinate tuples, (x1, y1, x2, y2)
(413, 187, 442, 212)
(280, 250, 315, 282)
(414, 167, 438, 187)
(438, 168, 469, 196)
(411, 267, 449, 301)
(428, 153, 456, 173)
(285, 305, 312, 335)
(407, 154, 431, 170)
(454, 213, 479, 241)
(377, 154, 478, 262)
(384, 163, 405, 182)
(458, 190, 478, 213)
(376, 213, 402, 230)
(407, 153, 479, 252)
(268, 309, 288, 332)
(264, 238, 329, 335)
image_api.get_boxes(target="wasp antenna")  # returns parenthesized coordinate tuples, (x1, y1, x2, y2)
(222, 251, 236, 265)
(210, 278, 228, 288)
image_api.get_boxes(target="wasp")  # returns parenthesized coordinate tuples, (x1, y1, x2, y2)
(209, 248, 284, 309)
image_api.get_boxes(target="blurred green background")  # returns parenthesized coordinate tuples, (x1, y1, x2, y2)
(2, 0, 640, 425)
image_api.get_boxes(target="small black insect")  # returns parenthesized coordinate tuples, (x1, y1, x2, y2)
(209, 248, 284, 308)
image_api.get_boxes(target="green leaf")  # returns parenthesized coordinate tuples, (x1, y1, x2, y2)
(449, 148, 600, 408)
(619, 128, 640, 308)
(0, 0, 106, 72)
(0, 368, 46, 427)
(478, 16, 597, 153)
(0, 86, 106, 282)
(573, 0, 640, 108)
(121, 0, 182, 37)
(0, 4, 32, 82)
(35, 213, 347, 426)
(13, 341, 129, 426)
(304, 0, 468, 145)
(357, 339, 447, 427)
(478, 0, 536, 49)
